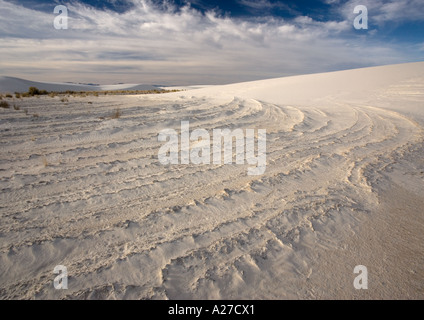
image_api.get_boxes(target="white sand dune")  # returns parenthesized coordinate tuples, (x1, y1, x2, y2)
(0, 62, 423, 299)
(0, 76, 159, 93)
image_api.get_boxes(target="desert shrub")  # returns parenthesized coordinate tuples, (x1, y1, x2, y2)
(60, 97, 68, 103)
(111, 108, 121, 119)
(28, 87, 48, 96)
(0, 101, 10, 108)
(13, 105, 20, 110)
(15, 92, 21, 98)
(28, 87, 40, 96)
(5, 94, 12, 98)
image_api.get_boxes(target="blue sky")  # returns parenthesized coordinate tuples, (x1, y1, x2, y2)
(0, 0, 423, 84)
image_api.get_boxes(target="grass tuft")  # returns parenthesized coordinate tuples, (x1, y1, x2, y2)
(42, 156, 48, 167)
(111, 108, 121, 119)
(0, 101, 10, 108)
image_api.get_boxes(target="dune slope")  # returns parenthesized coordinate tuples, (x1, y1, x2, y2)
(0, 62, 423, 299)
(0, 76, 158, 93)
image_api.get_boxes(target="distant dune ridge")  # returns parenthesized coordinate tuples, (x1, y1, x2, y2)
(0, 62, 423, 299)
(0, 76, 159, 93)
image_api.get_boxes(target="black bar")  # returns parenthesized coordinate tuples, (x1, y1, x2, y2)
(0, 300, 420, 318)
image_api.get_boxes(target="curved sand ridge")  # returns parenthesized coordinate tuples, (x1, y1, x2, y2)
(0, 62, 423, 299)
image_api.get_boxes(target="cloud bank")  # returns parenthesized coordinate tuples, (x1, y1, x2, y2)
(0, 0, 422, 84)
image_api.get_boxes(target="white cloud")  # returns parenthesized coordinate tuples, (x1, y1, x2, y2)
(0, 0, 421, 84)
(238, 0, 290, 11)
(341, 0, 424, 26)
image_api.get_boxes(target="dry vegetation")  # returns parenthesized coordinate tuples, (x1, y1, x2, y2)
(111, 108, 121, 119)
(42, 156, 48, 167)
(1, 86, 182, 120)
(0, 101, 10, 108)
(10, 87, 182, 99)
